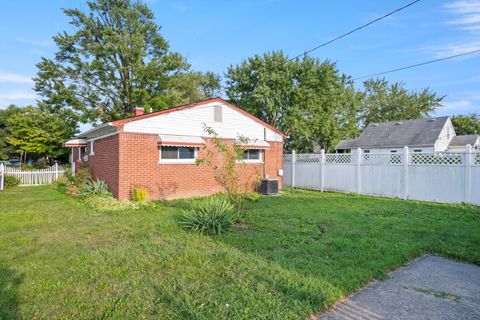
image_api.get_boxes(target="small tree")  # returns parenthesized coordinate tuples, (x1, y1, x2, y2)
(6, 106, 73, 163)
(199, 125, 261, 212)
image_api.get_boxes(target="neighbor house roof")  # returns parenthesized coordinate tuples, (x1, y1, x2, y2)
(448, 134, 480, 147)
(336, 117, 450, 149)
(74, 97, 285, 140)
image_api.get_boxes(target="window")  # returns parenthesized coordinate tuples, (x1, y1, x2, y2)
(159, 146, 196, 163)
(238, 149, 263, 163)
(390, 150, 397, 153)
(363, 150, 370, 154)
(413, 149, 422, 153)
(214, 106, 222, 122)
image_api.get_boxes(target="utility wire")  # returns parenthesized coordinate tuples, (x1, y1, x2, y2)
(352, 48, 480, 81)
(288, 0, 421, 61)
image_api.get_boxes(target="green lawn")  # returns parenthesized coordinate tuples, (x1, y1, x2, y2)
(1, 186, 479, 320)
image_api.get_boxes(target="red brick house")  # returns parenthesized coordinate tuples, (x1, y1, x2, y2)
(65, 98, 285, 200)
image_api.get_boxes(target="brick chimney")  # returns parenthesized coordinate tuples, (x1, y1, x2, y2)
(134, 106, 144, 117)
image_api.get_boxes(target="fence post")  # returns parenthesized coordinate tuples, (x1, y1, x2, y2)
(291, 150, 296, 188)
(356, 148, 362, 194)
(465, 144, 472, 203)
(55, 161, 59, 180)
(320, 149, 325, 192)
(403, 146, 409, 200)
(0, 163, 4, 191)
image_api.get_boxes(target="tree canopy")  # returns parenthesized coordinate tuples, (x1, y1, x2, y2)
(0, 105, 22, 160)
(451, 114, 480, 135)
(34, 0, 220, 123)
(359, 78, 444, 126)
(6, 106, 74, 161)
(225, 51, 362, 151)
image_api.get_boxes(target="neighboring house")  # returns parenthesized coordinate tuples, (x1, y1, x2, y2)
(64, 97, 285, 200)
(336, 116, 479, 154)
(447, 134, 480, 151)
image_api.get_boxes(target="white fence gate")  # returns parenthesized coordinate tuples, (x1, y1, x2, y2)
(283, 146, 480, 206)
(1, 163, 64, 187)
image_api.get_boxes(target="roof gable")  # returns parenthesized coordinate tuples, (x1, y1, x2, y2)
(112, 97, 284, 137)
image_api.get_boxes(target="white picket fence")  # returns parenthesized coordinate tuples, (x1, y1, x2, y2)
(0, 163, 64, 188)
(283, 146, 480, 205)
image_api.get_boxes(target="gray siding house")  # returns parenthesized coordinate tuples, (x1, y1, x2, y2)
(336, 117, 479, 153)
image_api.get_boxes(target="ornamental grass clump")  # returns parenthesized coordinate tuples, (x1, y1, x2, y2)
(179, 197, 236, 235)
(81, 179, 110, 196)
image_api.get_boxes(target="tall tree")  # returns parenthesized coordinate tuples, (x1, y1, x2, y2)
(34, 0, 219, 123)
(6, 107, 74, 161)
(225, 51, 360, 151)
(0, 105, 22, 160)
(360, 78, 444, 126)
(451, 114, 480, 135)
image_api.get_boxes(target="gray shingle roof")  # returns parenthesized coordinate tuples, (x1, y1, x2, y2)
(448, 134, 480, 147)
(336, 117, 449, 149)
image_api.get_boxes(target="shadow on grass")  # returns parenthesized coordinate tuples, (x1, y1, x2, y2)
(0, 267, 23, 320)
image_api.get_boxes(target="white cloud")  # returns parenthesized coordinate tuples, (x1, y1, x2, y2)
(15, 37, 53, 48)
(0, 90, 37, 107)
(444, 0, 480, 30)
(0, 71, 34, 84)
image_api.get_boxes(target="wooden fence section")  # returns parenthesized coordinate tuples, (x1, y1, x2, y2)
(283, 146, 480, 206)
(3, 163, 64, 186)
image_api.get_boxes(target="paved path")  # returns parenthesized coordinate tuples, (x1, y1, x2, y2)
(319, 255, 480, 320)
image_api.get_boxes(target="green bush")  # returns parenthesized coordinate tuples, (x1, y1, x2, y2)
(83, 194, 140, 211)
(55, 168, 91, 195)
(81, 179, 110, 196)
(4, 176, 20, 188)
(132, 185, 149, 202)
(178, 197, 236, 235)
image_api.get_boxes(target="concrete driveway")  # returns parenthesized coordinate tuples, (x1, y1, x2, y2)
(318, 255, 480, 320)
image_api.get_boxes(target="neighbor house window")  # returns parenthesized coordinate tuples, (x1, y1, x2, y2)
(238, 149, 263, 163)
(390, 150, 397, 153)
(363, 150, 370, 154)
(413, 149, 422, 153)
(159, 146, 196, 163)
(214, 105, 222, 122)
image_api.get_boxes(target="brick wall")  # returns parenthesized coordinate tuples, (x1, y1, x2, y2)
(87, 134, 120, 197)
(70, 132, 283, 200)
(116, 132, 283, 200)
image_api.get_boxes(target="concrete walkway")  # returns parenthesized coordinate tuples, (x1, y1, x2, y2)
(319, 255, 480, 320)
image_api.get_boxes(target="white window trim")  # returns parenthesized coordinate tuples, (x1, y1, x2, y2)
(236, 149, 264, 164)
(158, 146, 197, 164)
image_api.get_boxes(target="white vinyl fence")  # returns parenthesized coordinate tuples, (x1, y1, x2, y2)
(283, 146, 480, 206)
(0, 163, 4, 191)
(0, 162, 64, 188)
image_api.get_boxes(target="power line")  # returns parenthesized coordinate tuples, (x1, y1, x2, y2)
(352, 48, 480, 81)
(288, 0, 421, 61)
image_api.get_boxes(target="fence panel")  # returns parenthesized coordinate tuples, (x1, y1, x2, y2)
(0, 163, 4, 191)
(4, 164, 64, 186)
(283, 148, 480, 205)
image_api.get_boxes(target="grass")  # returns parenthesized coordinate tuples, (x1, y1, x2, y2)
(0, 186, 479, 319)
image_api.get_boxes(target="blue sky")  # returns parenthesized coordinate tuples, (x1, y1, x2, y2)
(0, 0, 479, 119)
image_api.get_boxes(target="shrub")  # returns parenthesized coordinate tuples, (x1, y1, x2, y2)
(178, 197, 236, 235)
(74, 168, 91, 187)
(83, 194, 140, 211)
(132, 185, 149, 202)
(4, 176, 20, 188)
(81, 179, 110, 196)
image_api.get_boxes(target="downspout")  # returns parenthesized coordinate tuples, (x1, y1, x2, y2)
(263, 128, 267, 179)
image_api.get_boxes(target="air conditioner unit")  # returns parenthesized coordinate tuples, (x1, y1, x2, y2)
(259, 179, 278, 195)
